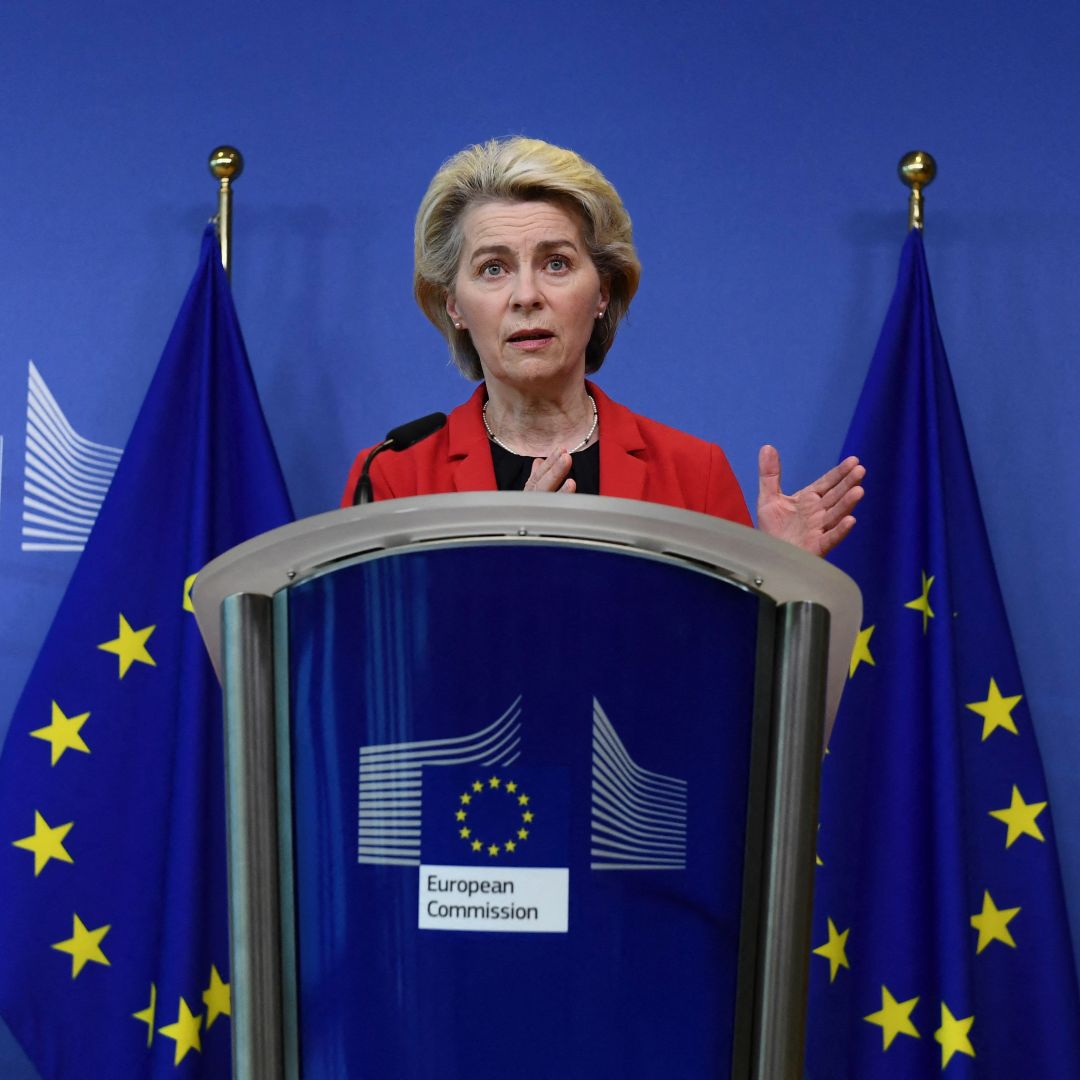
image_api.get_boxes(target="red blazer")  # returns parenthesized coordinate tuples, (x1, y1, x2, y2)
(341, 382, 752, 525)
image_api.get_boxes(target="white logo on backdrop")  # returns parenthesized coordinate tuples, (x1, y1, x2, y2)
(357, 696, 523, 867)
(590, 699, 688, 871)
(22, 361, 123, 552)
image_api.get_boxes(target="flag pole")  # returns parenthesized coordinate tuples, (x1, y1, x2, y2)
(209, 145, 245, 278)
(898, 150, 936, 231)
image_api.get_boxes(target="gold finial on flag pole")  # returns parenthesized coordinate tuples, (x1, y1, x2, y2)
(898, 151, 936, 231)
(208, 146, 244, 278)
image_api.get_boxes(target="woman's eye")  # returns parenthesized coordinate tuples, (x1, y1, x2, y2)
(480, 262, 504, 277)
(547, 256, 569, 272)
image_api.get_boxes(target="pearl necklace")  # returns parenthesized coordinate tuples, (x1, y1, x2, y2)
(483, 394, 599, 456)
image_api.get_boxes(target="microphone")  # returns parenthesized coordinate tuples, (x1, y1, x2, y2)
(352, 411, 447, 505)
(384, 412, 448, 452)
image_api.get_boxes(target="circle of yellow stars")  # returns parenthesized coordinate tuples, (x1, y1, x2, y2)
(455, 775, 534, 857)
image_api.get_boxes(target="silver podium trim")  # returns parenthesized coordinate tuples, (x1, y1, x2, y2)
(194, 493, 859, 738)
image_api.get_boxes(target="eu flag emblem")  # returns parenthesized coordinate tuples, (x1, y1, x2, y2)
(0, 227, 293, 1078)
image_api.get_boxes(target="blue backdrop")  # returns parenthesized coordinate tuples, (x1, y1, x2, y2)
(1, 2, 1077, 1074)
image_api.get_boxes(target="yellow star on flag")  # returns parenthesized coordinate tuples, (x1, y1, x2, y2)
(488, 776, 501, 789)
(989, 785, 1047, 847)
(97, 614, 156, 678)
(12, 810, 74, 875)
(132, 983, 157, 1047)
(517, 794, 530, 806)
(965, 678, 1022, 741)
(903, 571, 935, 634)
(459, 826, 471, 839)
(487, 844, 499, 857)
(460, 793, 471, 805)
(812, 918, 850, 982)
(517, 828, 529, 840)
(471, 839, 482, 852)
(934, 1002, 975, 1068)
(158, 996, 203, 1065)
(202, 965, 231, 1029)
(455, 809, 467, 821)
(506, 781, 518, 793)
(849, 624, 876, 678)
(182, 572, 198, 613)
(864, 985, 920, 1049)
(522, 810, 534, 823)
(52, 914, 111, 978)
(472, 780, 483, 793)
(505, 840, 516, 852)
(970, 890, 1020, 954)
(30, 701, 90, 766)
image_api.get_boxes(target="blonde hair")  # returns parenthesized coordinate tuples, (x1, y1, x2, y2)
(414, 137, 641, 380)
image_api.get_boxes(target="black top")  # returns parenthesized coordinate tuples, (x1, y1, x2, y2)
(489, 440, 600, 494)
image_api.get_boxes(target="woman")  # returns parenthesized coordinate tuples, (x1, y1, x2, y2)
(343, 137, 863, 554)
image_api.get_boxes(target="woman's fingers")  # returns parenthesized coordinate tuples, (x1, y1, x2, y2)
(819, 478, 865, 527)
(525, 449, 574, 493)
(812, 457, 862, 502)
(757, 444, 782, 502)
(814, 461, 865, 533)
(818, 513, 858, 556)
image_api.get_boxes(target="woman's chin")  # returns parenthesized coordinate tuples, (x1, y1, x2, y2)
(486, 352, 585, 393)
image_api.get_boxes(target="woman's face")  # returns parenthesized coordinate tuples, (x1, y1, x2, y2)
(447, 199, 608, 396)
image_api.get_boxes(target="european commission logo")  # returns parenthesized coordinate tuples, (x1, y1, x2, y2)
(356, 697, 689, 935)
(420, 764, 570, 933)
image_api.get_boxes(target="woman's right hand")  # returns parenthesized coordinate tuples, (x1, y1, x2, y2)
(524, 449, 576, 493)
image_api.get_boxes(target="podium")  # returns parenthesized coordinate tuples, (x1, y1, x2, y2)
(192, 493, 860, 1080)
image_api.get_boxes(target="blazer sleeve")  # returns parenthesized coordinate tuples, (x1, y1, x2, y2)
(340, 447, 401, 507)
(704, 443, 753, 526)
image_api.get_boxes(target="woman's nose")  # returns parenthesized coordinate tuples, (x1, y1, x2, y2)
(510, 268, 543, 310)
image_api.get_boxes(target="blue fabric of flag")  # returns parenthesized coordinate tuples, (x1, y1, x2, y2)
(806, 229, 1080, 1077)
(0, 226, 293, 1079)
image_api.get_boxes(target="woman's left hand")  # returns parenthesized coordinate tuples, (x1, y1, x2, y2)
(756, 444, 865, 557)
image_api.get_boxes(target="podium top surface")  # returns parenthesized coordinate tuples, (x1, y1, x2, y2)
(192, 493, 861, 738)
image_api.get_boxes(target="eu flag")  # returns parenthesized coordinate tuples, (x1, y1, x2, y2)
(806, 230, 1080, 1076)
(0, 227, 293, 1078)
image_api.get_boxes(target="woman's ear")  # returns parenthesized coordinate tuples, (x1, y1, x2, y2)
(446, 293, 465, 329)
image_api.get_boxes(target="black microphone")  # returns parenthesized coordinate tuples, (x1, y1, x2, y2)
(384, 412, 448, 451)
(352, 411, 447, 505)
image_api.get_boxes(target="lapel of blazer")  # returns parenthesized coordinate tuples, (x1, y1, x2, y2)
(591, 381, 647, 501)
(446, 381, 647, 498)
(448, 384, 498, 492)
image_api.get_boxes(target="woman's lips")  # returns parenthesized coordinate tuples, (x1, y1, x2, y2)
(507, 330, 555, 351)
